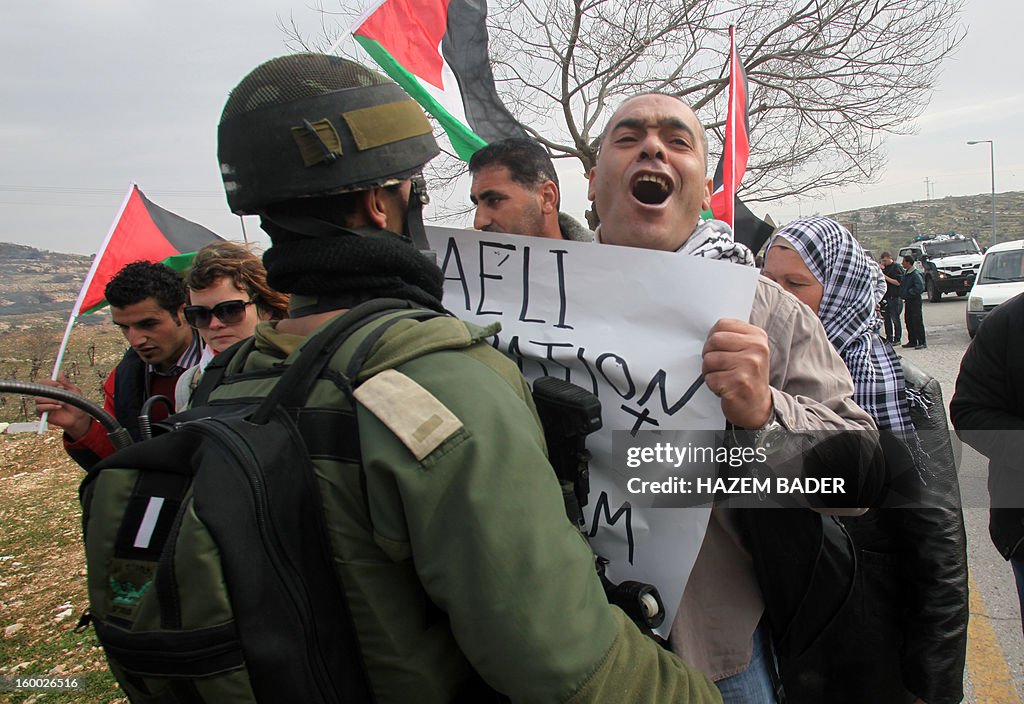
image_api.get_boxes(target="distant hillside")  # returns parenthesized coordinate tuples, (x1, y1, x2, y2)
(3, 191, 1023, 322)
(792, 191, 1024, 257)
(0, 242, 104, 331)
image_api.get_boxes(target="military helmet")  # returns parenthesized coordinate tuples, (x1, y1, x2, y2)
(218, 53, 440, 214)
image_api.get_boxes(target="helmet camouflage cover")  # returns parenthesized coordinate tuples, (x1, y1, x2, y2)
(218, 53, 440, 214)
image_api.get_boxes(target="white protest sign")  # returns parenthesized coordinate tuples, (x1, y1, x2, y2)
(426, 226, 759, 634)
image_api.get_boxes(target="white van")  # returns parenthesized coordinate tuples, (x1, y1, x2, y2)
(966, 239, 1024, 337)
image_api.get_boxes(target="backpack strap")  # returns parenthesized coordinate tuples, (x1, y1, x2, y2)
(250, 298, 443, 425)
(342, 308, 442, 386)
(189, 338, 255, 407)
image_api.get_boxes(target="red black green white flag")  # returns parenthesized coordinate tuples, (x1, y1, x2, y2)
(709, 26, 750, 232)
(75, 184, 224, 315)
(351, 0, 528, 161)
(40, 183, 223, 433)
(704, 27, 772, 253)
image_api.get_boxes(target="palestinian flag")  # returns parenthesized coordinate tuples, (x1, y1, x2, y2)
(75, 184, 224, 315)
(709, 25, 750, 232)
(703, 27, 772, 253)
(352, 0, 528, 161)
(733, 198, 775, 255)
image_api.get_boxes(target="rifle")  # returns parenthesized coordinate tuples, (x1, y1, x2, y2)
(532, 377, 665, 632)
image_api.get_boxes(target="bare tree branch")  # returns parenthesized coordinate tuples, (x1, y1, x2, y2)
(295, 0, 965, 210)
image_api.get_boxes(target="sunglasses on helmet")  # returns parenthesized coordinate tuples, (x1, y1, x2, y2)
(183, 300, 253, 329)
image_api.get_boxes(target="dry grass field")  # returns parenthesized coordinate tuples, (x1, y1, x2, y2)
(0, 323, 125, 425)
(1, 324, 129, 703)
(0, 432, 124, 703)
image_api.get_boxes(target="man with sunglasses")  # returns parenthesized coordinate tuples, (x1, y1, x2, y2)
(35, 261, 202, 469)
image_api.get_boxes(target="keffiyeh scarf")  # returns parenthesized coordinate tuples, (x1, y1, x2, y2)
(593, 217, 754, 265)
(768, 217, 926, 478)
(678, 218, 755, 266)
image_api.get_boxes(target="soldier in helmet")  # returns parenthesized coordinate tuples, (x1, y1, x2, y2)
(215, 54, 719, 702)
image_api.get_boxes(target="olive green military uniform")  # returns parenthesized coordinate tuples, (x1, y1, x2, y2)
(209, 309, 719, 703)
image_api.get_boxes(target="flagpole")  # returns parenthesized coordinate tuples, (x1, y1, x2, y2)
(238, 215, 248, 243)
(331, 0, 386, 55)
(39, 182, 136, 434)
(728, 25, 736, 233)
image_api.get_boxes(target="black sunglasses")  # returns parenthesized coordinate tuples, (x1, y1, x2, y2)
(184, 300, 253, 329)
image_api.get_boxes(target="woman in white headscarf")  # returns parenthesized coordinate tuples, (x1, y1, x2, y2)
(762, 216, 967, 704)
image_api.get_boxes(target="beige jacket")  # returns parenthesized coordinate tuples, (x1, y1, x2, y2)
(670, 275, 877, 681)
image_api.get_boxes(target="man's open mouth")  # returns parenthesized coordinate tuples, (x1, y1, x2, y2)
(632, 174, 672, 205)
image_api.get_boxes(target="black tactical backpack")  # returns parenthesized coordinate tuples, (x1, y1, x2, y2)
(79, 299, 440, 703)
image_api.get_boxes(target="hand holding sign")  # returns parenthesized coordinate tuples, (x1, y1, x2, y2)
(427, 225, 760, 635)
(701, 318, 773, 430)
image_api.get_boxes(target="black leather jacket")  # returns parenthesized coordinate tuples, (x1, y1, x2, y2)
(888, 362, 968, 704)
(776, 361, 968, 704)
(951, 292, 1024, 559)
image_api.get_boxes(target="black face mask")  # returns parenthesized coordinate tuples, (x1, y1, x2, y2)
(259, 225, 446, 318)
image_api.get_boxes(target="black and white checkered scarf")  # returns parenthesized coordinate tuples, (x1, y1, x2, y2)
(768, 217, 918, 448)
(676, 218, 755, 265)
(594, 217, 755, 265)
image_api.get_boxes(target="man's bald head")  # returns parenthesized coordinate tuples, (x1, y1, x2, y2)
(587, 94, 713, 251)
(596, 94, 709, 175)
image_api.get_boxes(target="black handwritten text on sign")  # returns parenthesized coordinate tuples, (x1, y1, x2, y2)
(441, 237, 573, 330)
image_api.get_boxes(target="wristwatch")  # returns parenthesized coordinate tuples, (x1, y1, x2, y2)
(750, 409, 786, 453)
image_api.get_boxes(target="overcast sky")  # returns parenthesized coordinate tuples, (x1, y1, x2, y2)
(2, 1, 1021, 256)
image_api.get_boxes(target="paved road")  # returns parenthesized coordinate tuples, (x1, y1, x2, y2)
(905, 295, 1022, 703)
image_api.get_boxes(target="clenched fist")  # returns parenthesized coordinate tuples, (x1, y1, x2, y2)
(702, 318, 773, 430)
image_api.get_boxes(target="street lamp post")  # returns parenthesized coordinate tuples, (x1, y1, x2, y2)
(967, 139, 996, 247)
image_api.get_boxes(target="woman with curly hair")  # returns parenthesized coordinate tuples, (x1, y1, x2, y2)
(174, 240, 289, 408)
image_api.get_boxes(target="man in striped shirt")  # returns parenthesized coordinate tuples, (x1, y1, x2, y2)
(35, 261, 203, 469)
